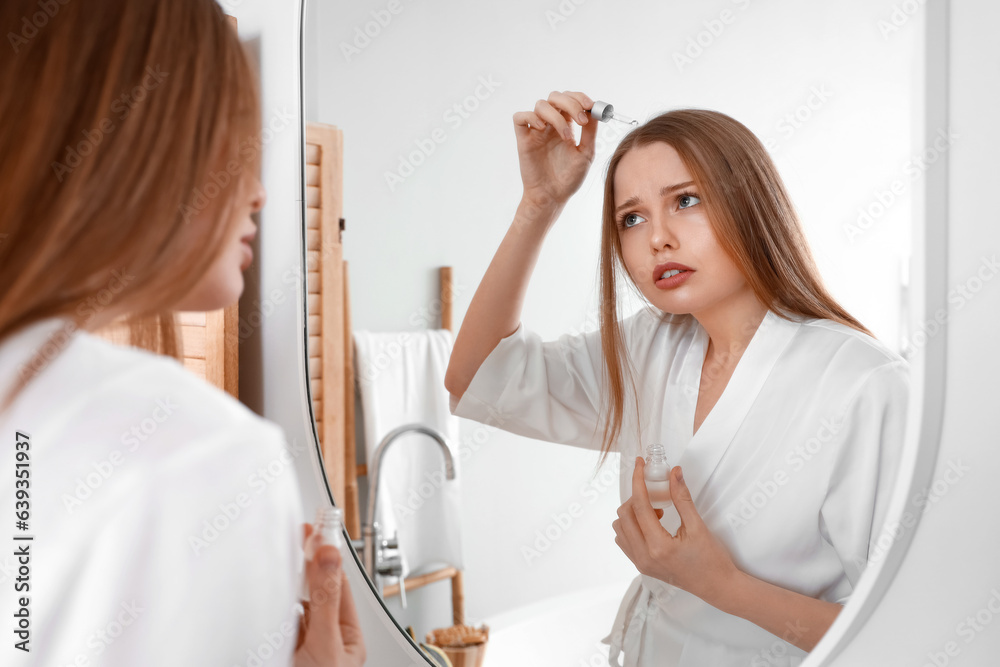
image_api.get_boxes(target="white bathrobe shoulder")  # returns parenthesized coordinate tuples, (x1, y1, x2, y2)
(0, 317, 303, 666)
(452, 307, 910, 667)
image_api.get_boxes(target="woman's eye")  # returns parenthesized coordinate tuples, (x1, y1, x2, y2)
(622, 213, 646, 228)
(678, 194, 701, 209)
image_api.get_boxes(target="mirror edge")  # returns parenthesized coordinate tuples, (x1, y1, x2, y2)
(295, 0, 436, 663)
(803, 1, 950, 664)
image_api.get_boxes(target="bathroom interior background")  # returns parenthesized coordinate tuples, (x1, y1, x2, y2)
(304, 0, 921, 636)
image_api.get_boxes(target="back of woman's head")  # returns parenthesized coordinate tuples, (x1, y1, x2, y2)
(592, 107, 870, 462)
(0, 0, 261, 410)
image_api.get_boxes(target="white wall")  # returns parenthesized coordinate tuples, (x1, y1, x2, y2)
(306, 0, 920, 641)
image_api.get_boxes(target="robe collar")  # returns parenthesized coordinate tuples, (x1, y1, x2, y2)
(674, 308, 802, 509)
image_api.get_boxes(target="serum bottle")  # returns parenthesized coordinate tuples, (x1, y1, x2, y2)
(301, 506, 344, 601)
(644, 444, 673, 509)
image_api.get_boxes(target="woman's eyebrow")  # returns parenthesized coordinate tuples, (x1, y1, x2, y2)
(614, 181, 696, 215)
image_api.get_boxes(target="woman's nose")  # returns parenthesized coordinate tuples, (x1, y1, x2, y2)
(249, 177, 267, 213)
(648, 214, 677, 250)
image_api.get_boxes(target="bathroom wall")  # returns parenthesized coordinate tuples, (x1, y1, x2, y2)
(306, 0, 920, 637)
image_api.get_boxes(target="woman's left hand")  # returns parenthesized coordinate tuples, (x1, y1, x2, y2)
(612, 457, 742, 606)
(294, 523, 366, 667)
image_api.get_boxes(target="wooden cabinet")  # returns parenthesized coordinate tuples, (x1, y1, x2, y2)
(305, 122, 356, 533)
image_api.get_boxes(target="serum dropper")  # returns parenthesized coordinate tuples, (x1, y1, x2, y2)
(589, 100, 639, 127)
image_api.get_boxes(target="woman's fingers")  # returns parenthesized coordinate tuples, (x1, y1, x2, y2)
(337, 570, 366, 662)
(512, 110, 548, 135)
(303, 545, 345, 649)
(516, 91, 596, 144)
(533, 98, 574, 141)
(548, 90, 593, 125)
(561, 90, 596, 118)
(577, 108, 599, 158)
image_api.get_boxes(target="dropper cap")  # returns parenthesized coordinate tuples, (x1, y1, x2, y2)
(589, 100, 639, 126)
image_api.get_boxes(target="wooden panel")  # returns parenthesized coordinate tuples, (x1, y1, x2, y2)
(176, 306, 238, 397)
(178, 311, 206, 326)
(223, 301, 239, 399)
(183, 357, 205, 376)
(305, 143, 320, 164)
(306, 164, 320, 186)
(180, 324, 206, 359)
(306, 186, 320, 208)
(440, 266, 453, 332)
(306, 207, 320, 229)
(305, 122, 346, 512)
(307, 249, 322, 274)
(204, 308, 226, 394)
(306, 229, 321, 252)
(321, 246, 345, 508)
(343, 260, 360, 539)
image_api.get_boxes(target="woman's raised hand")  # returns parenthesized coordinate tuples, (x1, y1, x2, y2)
(512, 91, 599, 211)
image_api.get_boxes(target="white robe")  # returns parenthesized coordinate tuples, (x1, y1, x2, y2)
(0, 317, 304, 666)
(451, 306, 909, 667)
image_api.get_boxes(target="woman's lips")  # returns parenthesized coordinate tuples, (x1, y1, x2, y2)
(654, 268, 693, 290)
(240, 241, 253, 269)
(652, 262, 694, 289)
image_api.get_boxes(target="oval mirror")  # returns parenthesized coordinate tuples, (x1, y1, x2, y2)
(292, 1, 947, 665)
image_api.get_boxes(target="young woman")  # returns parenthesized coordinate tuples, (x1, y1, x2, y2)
(445, 91, 909, 667)
(0, 2, 362, 665)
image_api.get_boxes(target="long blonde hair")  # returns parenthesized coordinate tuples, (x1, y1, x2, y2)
(0, 0, 261, 413)
(596, 108, 871, 463)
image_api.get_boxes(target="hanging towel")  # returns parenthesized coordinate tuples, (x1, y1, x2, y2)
(353, 329, 464, 579)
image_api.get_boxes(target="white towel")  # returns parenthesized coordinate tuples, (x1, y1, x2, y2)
(353, 329, 464, 579)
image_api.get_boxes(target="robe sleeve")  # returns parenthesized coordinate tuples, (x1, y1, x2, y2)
(818, 359, 910, 605)
(449, 319, 611, 451)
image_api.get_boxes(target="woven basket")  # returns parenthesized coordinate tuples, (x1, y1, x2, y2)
(436, 642, 487, 667)
(425, 624, 489, 667)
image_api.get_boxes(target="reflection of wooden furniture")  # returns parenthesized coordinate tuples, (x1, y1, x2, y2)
(179, 307, 240, 398)
(305, 122, 348, 510)
(94, 306, 239, 398)
(305, 121, 464, 624)
(375, 267, 464, 626)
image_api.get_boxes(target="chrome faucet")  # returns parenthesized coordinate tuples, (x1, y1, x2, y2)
(358, 423, 456, 598)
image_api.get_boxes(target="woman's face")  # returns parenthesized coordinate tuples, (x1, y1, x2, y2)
(613, 142, 750, 319)
(174, 174, 266, 312)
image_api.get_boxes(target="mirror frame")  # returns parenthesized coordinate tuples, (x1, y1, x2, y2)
(804, 1, 949, 664)
(290, 2, 950, 665)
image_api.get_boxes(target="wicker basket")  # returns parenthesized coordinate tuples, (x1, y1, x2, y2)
(425, 624, 489, 667)
(436, 642, 487, 667)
